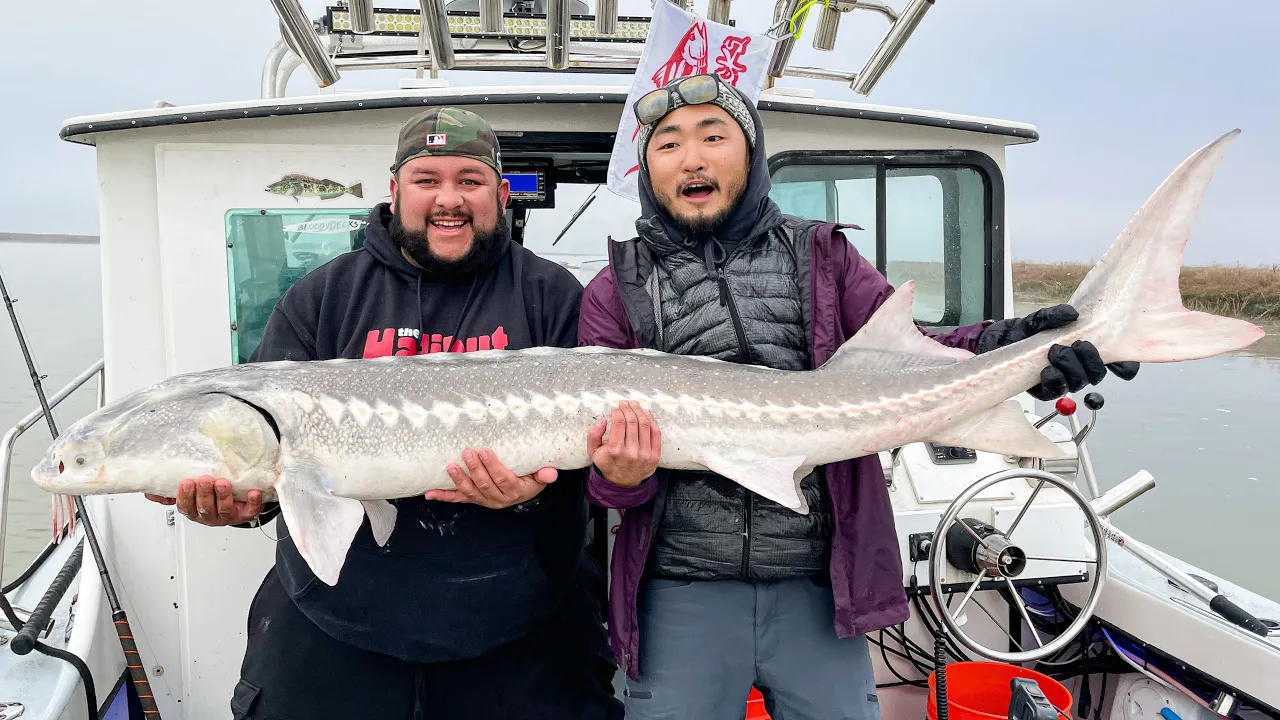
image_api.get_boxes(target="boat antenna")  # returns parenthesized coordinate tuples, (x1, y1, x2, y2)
(551, 184, 600, 246)
(0, 263, 164, 718)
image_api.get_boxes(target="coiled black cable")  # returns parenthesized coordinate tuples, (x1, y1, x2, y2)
(935, 633, 948, 720)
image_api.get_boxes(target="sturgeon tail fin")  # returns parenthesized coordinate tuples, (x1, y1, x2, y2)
(1070, 129, 1264, 363)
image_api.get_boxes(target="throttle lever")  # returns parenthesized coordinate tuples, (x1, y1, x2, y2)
(1032, 393, 1104, 446)
(1071, 392, 1104, 445)
(1033, 396, 1078, 429)
(1032, 392, 1103, 498)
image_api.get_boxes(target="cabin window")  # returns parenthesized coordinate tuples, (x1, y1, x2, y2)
(224, 209, 369, 363)
(767, 151, 1002, 326)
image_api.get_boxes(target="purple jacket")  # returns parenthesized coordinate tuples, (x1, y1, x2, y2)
(578, 223, 991, 680)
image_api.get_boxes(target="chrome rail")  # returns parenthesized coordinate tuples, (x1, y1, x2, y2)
(260, 1, 936, 99)
(0, 359, 105, 584)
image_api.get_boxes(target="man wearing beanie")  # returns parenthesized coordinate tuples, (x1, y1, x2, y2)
(579, 74, 1136, 718)
(147, 107, 622, 719)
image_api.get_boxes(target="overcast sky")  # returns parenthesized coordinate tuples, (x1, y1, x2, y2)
(1, 0, 1276, 264)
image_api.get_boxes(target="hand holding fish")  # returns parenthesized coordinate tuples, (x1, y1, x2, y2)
(976, 304, 1141, 400)
(588, 401, 663, 488)
(144, 477, 265, 526)
(427, 448, 557, 509)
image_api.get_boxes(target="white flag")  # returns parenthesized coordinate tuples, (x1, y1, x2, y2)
(606, 1, 778, 202)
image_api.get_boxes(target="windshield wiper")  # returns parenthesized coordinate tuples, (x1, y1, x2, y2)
(552, 184, 600, 246)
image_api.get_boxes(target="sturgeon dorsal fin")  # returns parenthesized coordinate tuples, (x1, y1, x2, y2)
(825, 280, 974, 371)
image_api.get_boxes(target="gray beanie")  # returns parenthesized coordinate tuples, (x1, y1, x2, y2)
(635, 75, 757, 175)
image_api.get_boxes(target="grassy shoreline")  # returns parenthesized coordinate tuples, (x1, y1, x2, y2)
(1013, 262, 1280, 321)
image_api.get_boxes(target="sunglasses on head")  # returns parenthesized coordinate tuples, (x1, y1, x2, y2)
(633, 73, 724, 127)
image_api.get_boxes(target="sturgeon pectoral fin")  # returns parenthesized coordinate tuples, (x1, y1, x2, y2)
(275, 461, 366, 586)
(699, 448, 810, 514)
(362, 500, 397, 547)
(930, 401, 1067, 460)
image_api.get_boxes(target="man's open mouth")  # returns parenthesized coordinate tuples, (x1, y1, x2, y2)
(680, 181, 716, 200)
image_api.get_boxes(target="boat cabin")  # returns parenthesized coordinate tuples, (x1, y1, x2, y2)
(3, 2, 1278, 719)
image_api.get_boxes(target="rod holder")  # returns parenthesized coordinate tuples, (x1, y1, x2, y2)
(851, 0, 933, 95)
(707, 0, 731, 24)
(1090, 470, 1155, 518)
(418, 0, 456, 70)
(596, 0, 619, 34)
(479, 0, 503, 33)
(268, 0, 341, 87)
(546, 0, 572, 69)
(348, 0, 377, 33)
(813, 4, 841, 51)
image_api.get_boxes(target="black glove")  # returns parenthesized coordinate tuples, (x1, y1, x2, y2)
(976, 304, 1140, 402)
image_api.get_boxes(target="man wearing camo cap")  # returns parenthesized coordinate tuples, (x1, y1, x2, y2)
(193, 106, 623, 719)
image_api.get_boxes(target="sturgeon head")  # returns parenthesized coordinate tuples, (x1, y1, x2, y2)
(31, 367, 400, 587)
(31, 378, 282, 501)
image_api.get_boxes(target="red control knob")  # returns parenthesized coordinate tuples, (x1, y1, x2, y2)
(1055, 397, 1077, 416)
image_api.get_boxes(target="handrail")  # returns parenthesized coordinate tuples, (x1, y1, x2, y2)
(0, 358, 105, 585)
(261, 1, 935, 99)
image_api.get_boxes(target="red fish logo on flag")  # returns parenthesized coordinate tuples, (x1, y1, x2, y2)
(607, 1, 777, 202)
(652, 20, 709, 87)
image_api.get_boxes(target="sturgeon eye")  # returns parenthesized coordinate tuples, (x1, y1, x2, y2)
(75, 455, 85, 465)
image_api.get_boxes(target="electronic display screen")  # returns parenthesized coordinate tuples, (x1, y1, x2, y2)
(500, 168, 553, 208)
(504, 171, 541, 195)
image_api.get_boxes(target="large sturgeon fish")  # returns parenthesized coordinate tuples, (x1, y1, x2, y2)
(31, 130, 1264, 585)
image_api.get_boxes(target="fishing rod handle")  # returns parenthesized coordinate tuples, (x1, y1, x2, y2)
(1209, 595, 1271, 637)
(114, 611, 162, 716)
(10, 540, 83, 655)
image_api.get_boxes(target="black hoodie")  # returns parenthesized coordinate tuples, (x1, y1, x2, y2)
(248, 202, 592, 663)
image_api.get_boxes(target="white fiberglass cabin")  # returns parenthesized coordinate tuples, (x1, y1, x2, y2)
(2, 2, 1279, 719)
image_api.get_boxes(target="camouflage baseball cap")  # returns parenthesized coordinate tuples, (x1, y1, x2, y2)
(390, 106, 503, 175)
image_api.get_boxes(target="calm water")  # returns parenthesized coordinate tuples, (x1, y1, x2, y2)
(0, 242, 103, 584)
(1, 243, 1277, 603)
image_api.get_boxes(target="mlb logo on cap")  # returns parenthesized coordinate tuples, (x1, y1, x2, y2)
(426, 133, 448, 146)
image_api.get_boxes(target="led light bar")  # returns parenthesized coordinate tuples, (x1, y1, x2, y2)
(327, 7, 652, 42)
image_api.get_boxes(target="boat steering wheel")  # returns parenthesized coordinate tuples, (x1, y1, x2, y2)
(927, 468, 1108, 664)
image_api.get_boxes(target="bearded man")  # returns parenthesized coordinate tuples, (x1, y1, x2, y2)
(145, 107, 622, 719)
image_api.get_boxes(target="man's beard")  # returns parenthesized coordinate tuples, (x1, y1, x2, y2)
(659, 173, 748, 236)
(389, 199, 509, 280)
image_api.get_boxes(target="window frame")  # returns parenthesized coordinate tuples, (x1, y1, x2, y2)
(766, 149, 1006, 325)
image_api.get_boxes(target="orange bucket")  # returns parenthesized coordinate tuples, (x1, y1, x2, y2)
(746, 687, 772, 719)
(927, 662, 1072, 720)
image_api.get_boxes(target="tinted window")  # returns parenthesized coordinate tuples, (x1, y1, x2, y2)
(770, 157, 993, 326)
(225, 209, 368, 363)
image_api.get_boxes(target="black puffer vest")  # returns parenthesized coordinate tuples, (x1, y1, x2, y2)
(631, 216, 835, 583)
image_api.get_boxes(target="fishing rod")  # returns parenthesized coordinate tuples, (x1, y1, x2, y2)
(0, 264, 163, 717)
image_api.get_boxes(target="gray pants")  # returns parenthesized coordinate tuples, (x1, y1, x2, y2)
(622, 577, 881, 720)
